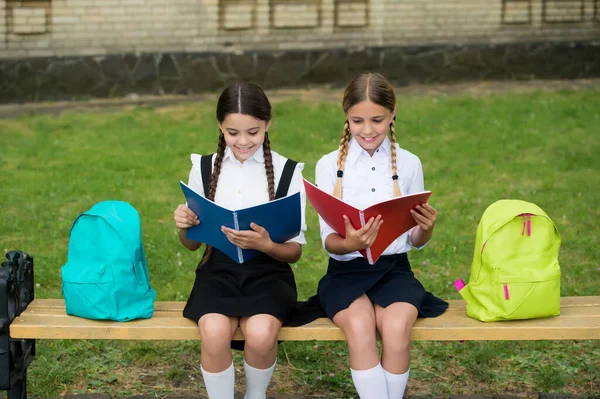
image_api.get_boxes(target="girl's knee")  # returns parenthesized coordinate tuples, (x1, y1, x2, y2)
(199, 316, 236, 349)
(340, 313, 377, 347)
(379, 314, 413, 351)
(243, 319, 279, 354)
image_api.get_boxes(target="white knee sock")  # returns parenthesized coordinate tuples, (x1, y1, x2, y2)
(383, 367, 410, 399)
(350, 363, 389, 399)
(201, 362, 235, 399)
(243, 358, 276, 399)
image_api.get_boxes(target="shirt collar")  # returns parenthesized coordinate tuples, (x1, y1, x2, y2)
(223, 145, 265, 164)
(346, 136, 392, 167)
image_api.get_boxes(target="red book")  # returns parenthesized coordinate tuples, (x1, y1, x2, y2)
(303, 179, 432, 264)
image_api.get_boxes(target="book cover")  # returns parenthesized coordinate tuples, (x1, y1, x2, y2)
(303, 179, 432, 264)
(180, 181, 302, 264)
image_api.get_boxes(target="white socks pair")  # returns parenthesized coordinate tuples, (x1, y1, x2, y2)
(200, 360, 407, 399)
(350, 363, 410, 399)
(200, 359, 276, 399)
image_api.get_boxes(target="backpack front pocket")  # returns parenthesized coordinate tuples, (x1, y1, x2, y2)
(61, 264, 117, 320)
(496, 265, 560, 320)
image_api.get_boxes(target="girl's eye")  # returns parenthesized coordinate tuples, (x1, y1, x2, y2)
(373, 119, 383, 123)
(227, 131, 238, 136)
(248, 131, 259, 136)
(351, 120, 362, 124)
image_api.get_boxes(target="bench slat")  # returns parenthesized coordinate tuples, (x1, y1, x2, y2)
(9, 297, 600, 341)
(18, 304, 600, 318)
(23, 296, 600, 311)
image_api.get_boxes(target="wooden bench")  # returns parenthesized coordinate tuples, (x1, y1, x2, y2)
(2, 252, 599, 399)
(10, 296, 600, 341)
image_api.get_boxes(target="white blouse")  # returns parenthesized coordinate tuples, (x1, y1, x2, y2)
(188, 145, 307, 245)
(315, 136, 428, 261)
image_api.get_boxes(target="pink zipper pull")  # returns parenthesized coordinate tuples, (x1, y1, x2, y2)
(504, 283, 510, 300)
(454, 279, 466, 291)
(527, 214, 531, 236)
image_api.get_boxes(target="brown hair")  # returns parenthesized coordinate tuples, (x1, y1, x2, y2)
(201, 83, 275, 264)
(333, 73, 402, 199)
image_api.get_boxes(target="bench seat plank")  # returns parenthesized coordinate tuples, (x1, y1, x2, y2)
(10, 297, 600, 341)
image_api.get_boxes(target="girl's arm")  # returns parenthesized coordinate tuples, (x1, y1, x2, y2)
(174, 204, 202, 251)
(176, 154, 210, 251)
(405, 156, 437, 248)
(409, 203, 437, 248)
(262, 240, 302, 263)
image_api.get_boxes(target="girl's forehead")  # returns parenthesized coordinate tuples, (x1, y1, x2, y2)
(221, 113, 266, 127)
(347, 100, 391, 116)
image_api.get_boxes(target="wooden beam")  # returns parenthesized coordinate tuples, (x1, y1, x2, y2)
(9, 297, 600, 341)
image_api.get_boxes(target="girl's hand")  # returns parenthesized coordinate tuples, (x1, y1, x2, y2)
(221, 222, 273, 252)
(410, 203, 437, 232)
(174, 204, 199, 229)
(342, 214, 383, 252)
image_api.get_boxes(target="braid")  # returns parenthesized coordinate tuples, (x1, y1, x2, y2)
(263, 132, 275, 201)
(333, 121, 351, 199)
(200, 132, 227, 265)
(389, 119, 403, 197)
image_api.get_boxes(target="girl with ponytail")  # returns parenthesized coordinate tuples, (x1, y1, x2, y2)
(314, 73, 448, 399)
(173, 83, 309, 399)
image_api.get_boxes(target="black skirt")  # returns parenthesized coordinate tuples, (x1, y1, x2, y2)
(183, 249, 322, 326)
(316, 253, 448, 319)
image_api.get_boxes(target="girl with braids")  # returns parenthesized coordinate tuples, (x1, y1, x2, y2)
(313, 73, 448, 399)
(173, 83, 310, 399)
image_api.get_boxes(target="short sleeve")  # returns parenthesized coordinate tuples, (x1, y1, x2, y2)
(285, 162, 308, 245)
(187, 153, 207, 197)
(315, 156, 338, 248)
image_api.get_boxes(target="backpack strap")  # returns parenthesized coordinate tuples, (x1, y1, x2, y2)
(275, 159, 298, 199)
(200, 154, 214, 197)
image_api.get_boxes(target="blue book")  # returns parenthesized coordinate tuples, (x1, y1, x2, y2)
(180, 181, 302, 264)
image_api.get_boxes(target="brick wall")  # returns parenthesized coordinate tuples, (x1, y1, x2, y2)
(1, 0, 599, 59)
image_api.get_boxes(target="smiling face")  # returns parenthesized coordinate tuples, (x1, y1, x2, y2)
(218, 113, 270, 162)
(346, 100, 396, 156)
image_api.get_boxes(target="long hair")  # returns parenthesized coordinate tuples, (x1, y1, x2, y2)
(201, 83, 275, 264)
(333, 73, 402, 199)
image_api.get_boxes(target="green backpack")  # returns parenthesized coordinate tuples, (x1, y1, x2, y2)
(455, 199, 561, 322)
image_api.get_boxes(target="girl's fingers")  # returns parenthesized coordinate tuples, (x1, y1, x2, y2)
(185, 209, 198, 220)
(421, 203, 438, 215)
(411, 209, 426, 222)
(415, 205, 435, 220)
(174, 216, 194, 227)
(363, 217, 375, 230)
(366, 220, 383, 243)
(411, 210, 432, 229)
(362, 215, 381, 233)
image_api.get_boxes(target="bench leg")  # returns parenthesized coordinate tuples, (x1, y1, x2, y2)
(1, 251, 36, 398)
(7, 372, 27, 399)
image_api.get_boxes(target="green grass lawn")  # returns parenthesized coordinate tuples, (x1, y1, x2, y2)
(1, 89, 599, 397)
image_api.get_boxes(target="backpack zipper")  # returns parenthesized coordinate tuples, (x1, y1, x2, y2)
(503, 283, 510, 300)
(520, 213, 532, 236)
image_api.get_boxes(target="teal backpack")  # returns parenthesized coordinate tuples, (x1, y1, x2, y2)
(61, 201, 156, 321)
(455, 200, 561, 322)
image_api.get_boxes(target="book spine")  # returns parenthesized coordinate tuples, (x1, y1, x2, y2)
(233, 211, 243, 263)
(359, 211, 374, 265)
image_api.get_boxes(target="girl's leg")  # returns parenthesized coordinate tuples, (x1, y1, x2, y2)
(333, 294, 388, 399)
(198, 313, 240, 399)
(239, 314, 282, 399)
(375, 302, 418, 398)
